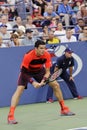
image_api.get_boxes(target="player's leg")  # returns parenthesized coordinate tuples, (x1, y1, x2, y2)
(8, 85, 25, 124)
(49, 81, 63, 100)
(49, 80, 75, 116)
(7, 72, 29, 124)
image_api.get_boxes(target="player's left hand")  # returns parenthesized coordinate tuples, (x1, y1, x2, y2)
(39, 80, 46, 87)
(32, 81, 42, 88)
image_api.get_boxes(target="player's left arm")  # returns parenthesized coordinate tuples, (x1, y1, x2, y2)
(39, 68, 50, 86)
(40, 52, 52, 86)
(44, 67, 50, 79)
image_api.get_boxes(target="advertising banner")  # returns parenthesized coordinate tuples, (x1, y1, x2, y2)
(0, 42, 87, 107)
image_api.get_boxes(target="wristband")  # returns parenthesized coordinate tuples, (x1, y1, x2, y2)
(42, 77, 48, 82)
(29, 78, 34, 84)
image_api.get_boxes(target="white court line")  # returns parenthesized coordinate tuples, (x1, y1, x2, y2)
(67, 127, 87, 130)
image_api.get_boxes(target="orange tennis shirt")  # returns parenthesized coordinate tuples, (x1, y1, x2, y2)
(21, 49, 52, 72)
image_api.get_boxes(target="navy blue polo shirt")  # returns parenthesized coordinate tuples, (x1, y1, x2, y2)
(55, 54, 74, 71)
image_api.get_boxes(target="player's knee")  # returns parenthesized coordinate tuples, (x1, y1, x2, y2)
(51, 81, 60, 90)
(55, 84, 60, 90)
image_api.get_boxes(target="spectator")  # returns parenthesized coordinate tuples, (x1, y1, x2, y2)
(40, 25, 49, 37)
(0, 2, 18, 20)
(60, 28, 77, 43)
(1, 5, 10, 15)
(9, 33, 21, 47)
(0, 35, 6, 48)
(8, 7, 18, 21)
(78, 25, 87, 41)
(43, 5, 60, 26)
(49, 17, 58, 32)
(34, 0, 48, 15)
(13, 16, 24, 33)
(57, 0, 77, 26)
(73, 0, 82, 14)
(41, 32, 48, 43)
(54, 22, 66, 39)
(47, 31, 60, 44)
(0, 24, 11, 47)
(40, 25, 49, 43)
(76, 5, 87, 24)
(0, 14, 12, 34)
(32, 9, 44, 27)
(7, 0, 15, 5)
(21, 29, 37, 46)
(25, 15, 39, 36)
(71, 18, 85, 40)
(24, 0, 39, 12)
(0, 0, 6, 5)
(18, 25, 25, 34)
(16, 25, 26, 43)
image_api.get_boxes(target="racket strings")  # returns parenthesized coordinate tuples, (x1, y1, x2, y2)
(49, 69, 62, 81)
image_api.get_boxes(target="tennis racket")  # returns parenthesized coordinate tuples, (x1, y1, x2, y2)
(45, 68, 62, 84)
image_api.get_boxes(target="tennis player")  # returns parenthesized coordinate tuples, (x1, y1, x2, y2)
(7, 40, 75, 124)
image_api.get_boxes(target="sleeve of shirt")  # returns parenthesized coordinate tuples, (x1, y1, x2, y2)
(68, 5, 75, 15)
(45, 51, 52, 68)
(43, 12, 48, 17)
(69, 57, 74, 67)
(21, 54, 30, 69)
(53, 12, 58, 16)
(57, 4, 63, 14)
(78, 33, 83, 41)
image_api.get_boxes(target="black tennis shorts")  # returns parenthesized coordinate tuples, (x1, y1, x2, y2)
(17, 67, 46, 89)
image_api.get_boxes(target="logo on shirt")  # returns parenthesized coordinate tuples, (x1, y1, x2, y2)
(69, 61, 71, 65)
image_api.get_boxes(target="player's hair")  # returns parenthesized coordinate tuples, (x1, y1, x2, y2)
(34, 40, 45, 48)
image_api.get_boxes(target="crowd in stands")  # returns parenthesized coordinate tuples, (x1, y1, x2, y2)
(0, 0, 87, 48)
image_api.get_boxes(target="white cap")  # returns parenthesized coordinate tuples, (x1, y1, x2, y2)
(18, 25, 25, 33)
